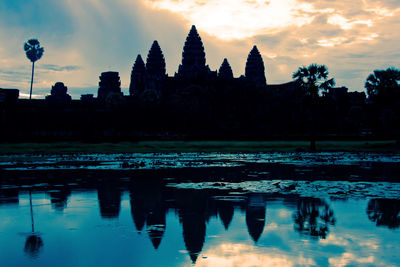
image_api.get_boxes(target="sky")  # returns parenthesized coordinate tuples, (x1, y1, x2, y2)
(0, 0, 399, 99)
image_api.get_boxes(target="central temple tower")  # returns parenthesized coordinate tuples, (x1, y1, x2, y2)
(176, 25, 209, 79)
(245, 45, 266, 86)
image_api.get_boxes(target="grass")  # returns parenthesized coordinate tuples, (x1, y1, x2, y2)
(0, 140, 399, 154)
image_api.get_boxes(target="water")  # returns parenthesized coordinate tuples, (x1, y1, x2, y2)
(0, 180, 399, 267)
(0, 152, 400, 266)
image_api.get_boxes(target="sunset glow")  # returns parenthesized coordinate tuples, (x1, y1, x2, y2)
(145, 0, 312, 40)
(0, 0, 399, 97)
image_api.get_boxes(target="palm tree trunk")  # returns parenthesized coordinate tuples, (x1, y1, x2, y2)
(29, 62, 35, 100)
(310, 100, 316, 152)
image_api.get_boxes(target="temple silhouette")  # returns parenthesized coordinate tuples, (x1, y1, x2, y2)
(128, 25, 266, 103)
(3, 25, 400, 140)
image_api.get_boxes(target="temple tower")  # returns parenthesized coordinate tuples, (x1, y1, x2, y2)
(98, 71, 122, 100)
(45, 82, 72, 103)
(146, 40, 166, 78)
(177, 25, 208, 78)
(129, 55, 146, 96)
(245, 45, 266, 86)
(218, 58, 234, 79)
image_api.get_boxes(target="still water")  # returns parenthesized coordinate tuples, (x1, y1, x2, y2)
(0, 178, 399, 267)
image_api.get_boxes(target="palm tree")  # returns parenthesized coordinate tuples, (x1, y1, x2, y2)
(293, 64, 335, 151)
(293, 64, 335, 99)
(365, 67, 400, 105)
(24, 39, 44, 100)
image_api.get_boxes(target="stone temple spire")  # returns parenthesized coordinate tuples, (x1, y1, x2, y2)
(177, 25, 207, 78)
(98, 71, 122, 100)
(129, 54, 146, 96)
(245, 45, 266, 86)
(218, 58, 234, 79)
(146, 40, 166, 77)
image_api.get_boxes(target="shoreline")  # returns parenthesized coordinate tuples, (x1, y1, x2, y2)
(0, 140, 400, 154)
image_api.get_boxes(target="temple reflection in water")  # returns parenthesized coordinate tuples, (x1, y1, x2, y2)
(2, 177, 400, 265)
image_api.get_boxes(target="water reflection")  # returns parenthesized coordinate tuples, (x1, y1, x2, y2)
(130, 184, 147, 233)
(48, 188, 70, 212)
(367, 199, 400, 229)
(98, 182, 122, 219)
(178, 190, 207, 263)
(0, 178, 399, 266)
(129, 180, 167, 249)
(0, 188, 19, 206)
(24, 191, 43, 258)
(293, 197, 336, 239)
(24, 235, 43, 258)
(216, 199, 234, 230)
(245, 194, 266, 243)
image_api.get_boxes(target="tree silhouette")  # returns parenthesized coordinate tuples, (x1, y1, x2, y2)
(293, 64, 335, 98)
(365, 67, 400, 105)
(24, 39, 44, 100)
(293, 197, 336, 239)
(293, 64, 335, 151)
(366, 199, 400, 229)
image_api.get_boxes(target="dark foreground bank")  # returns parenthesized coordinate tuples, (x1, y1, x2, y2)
(1, 140, 400, 154)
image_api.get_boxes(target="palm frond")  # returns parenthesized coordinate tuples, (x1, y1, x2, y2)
(24, 39, 44, 63)
(293, 64, 334, 98)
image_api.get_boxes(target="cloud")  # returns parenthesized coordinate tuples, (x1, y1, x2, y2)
(191, 201, 400, 267)
(319, 234, 382, 267)
(0, 70, 26, 76)
(145, 0, 313, 40)
(194, 243, 316, 267)
(0, 0, 189, 97)
(41, 64, 81, 72)
(140, 0, 400, 91)
(0, 0, 399, 98)
(0, 68, 30, 86)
